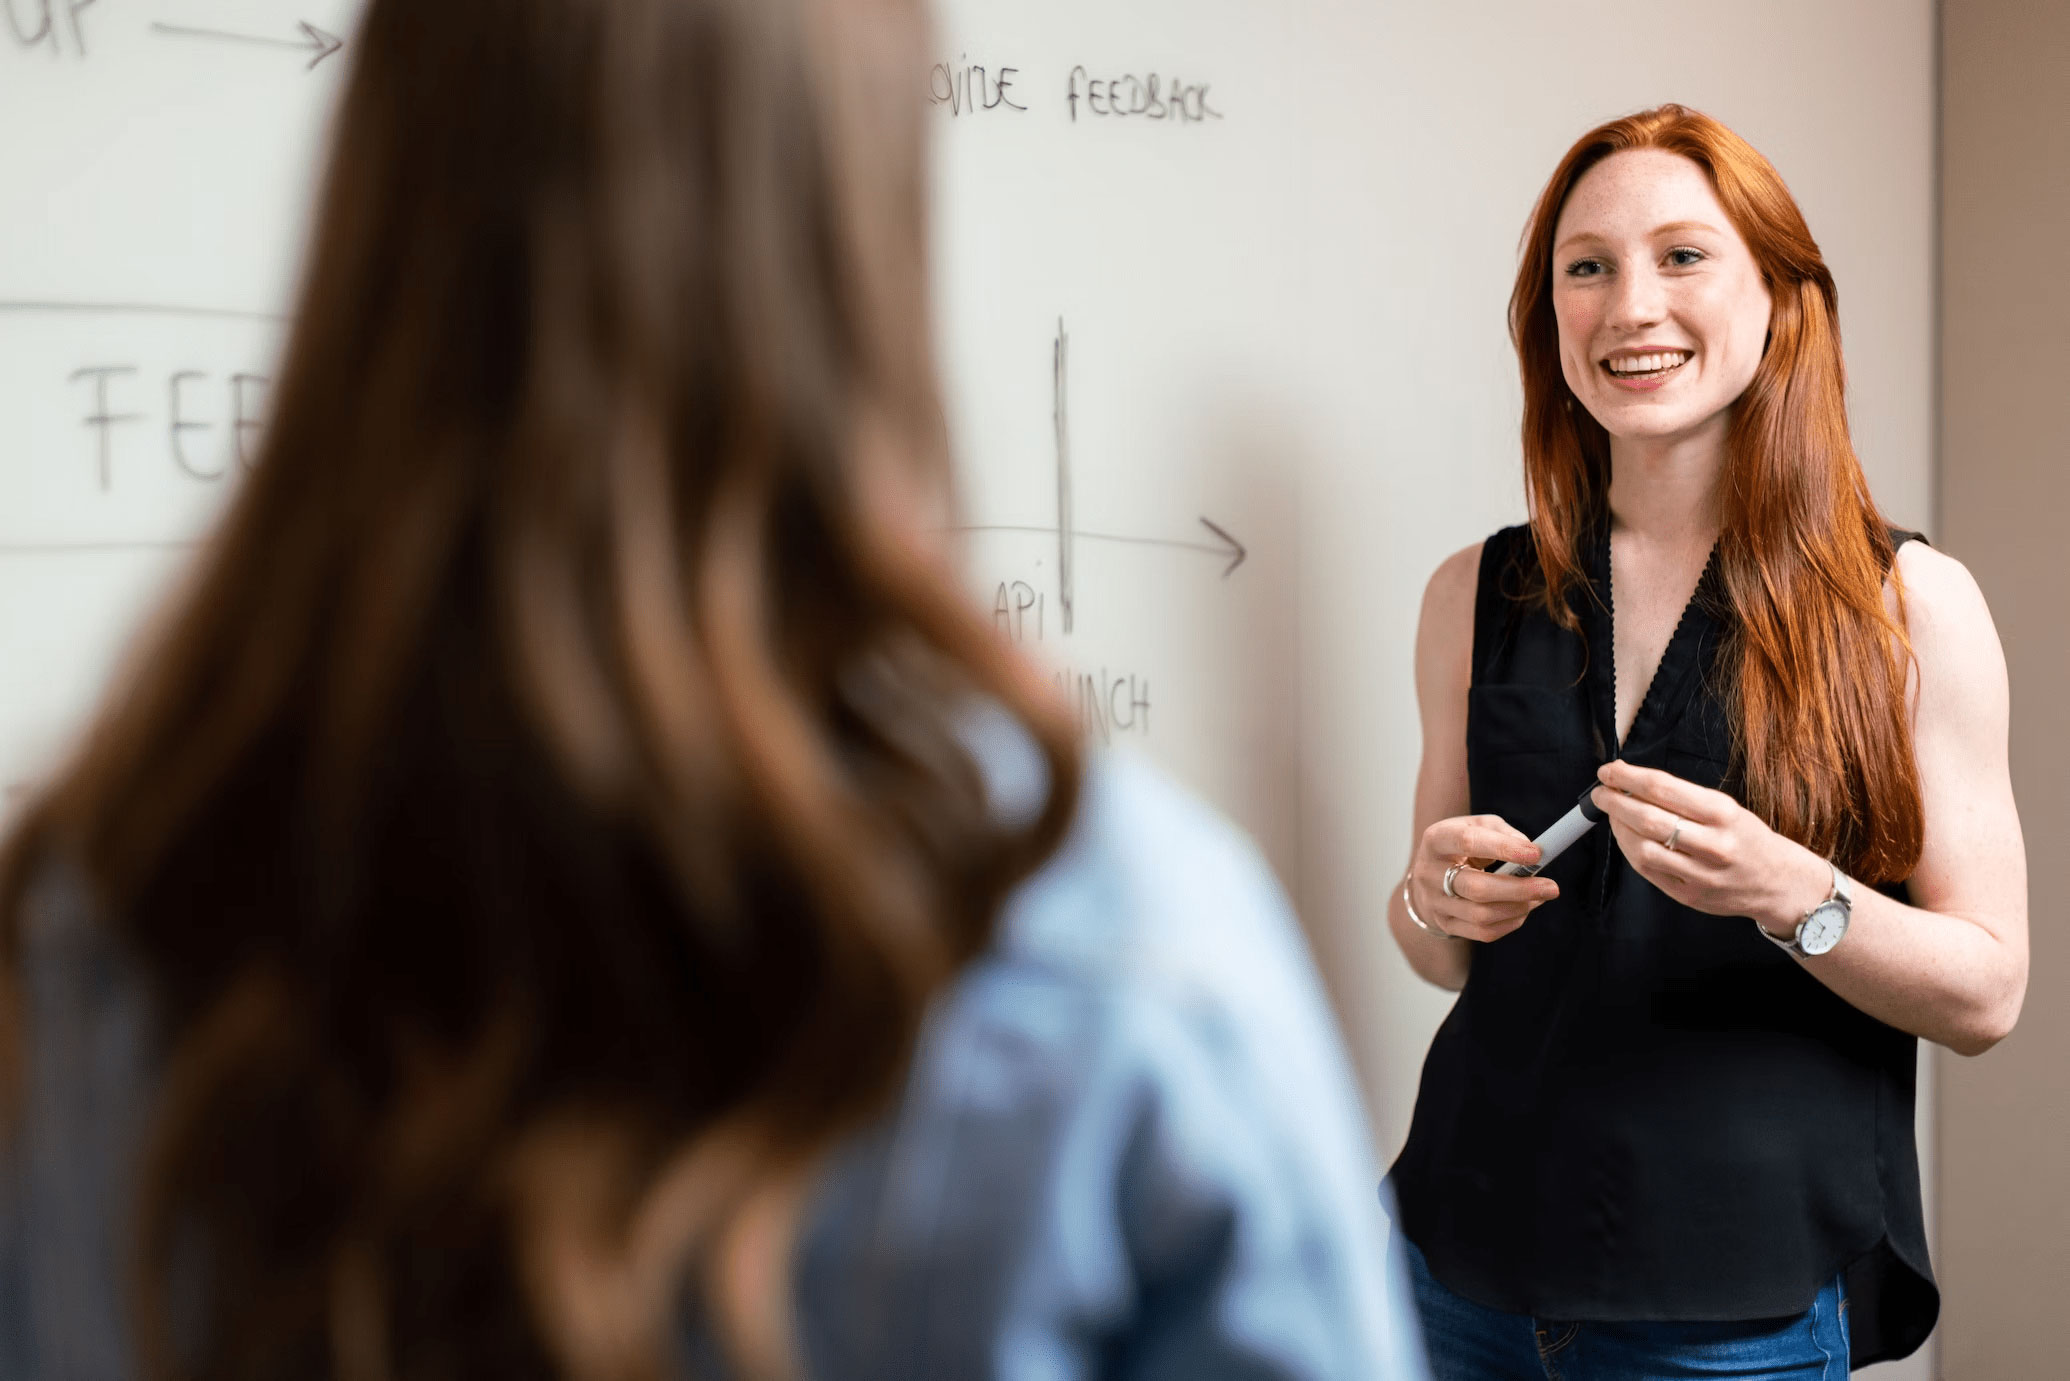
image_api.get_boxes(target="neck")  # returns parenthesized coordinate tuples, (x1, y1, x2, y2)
(1605, 416, 1728, 549)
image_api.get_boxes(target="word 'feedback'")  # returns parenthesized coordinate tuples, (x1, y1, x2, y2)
(1066, 68, 1221, 123)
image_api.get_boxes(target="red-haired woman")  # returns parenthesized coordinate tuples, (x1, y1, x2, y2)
(1385, 105, 2026, 1379)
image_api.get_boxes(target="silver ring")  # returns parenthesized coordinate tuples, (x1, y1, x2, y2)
(1663, 817, 1683, 852)
(1443, 861, 1466, 898)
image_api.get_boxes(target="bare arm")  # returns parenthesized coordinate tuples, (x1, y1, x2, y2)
(1594, 543, 2028, 1054)
(1799, 542, 2027, 1052)
(1388, 543, 1554, 991)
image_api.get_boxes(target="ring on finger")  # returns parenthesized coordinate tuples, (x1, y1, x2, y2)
(1663, 816, 1684, 852)
(1443, 861, 1467, 898)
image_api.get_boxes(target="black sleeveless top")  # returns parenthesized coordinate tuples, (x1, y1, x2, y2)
(1388, 522, 1937, 1366)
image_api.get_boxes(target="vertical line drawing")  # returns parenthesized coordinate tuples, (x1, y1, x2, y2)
(1053, 317, 1074, 634)
(1051, 318, 1084, 637)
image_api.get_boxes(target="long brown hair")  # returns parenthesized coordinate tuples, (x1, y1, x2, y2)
(1510, 104, 1921, 883)
(0, 0, 1080, 1377)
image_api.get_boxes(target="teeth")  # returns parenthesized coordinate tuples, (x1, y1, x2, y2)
(1607, 350, 1690, 375)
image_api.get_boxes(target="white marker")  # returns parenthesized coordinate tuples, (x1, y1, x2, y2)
(1490, 784, 1607, 877)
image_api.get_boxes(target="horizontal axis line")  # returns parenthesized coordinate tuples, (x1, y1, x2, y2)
(956, 523, 1226, 557)
(0, 301, 287, 325)
(0, 540, 199, 556)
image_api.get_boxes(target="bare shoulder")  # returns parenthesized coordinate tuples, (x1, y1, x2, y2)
(1421, 540, 1484, 625)
(1893, 541, 2001, 659)
(1890, 541, 2008, 720)
(1415, 540, 1483, 700)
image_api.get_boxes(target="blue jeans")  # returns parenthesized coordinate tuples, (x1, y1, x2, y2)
(1405, 1239, 1849, 1380)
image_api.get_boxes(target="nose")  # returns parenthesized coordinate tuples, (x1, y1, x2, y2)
(1606, 261, 1667, 334)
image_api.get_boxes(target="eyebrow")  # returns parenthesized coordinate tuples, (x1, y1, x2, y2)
(1554, 220, 1725, 256)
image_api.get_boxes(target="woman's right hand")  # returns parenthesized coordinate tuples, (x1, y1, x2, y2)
(1408, 815, 1559, 943)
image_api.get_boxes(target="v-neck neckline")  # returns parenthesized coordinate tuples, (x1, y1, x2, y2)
(1587, 519, 1721, 758)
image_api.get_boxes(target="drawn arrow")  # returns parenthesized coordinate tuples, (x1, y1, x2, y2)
(150, 19, 345, 70)
(957, 518, 1247, 577)
(1196, 517, 1246, 576)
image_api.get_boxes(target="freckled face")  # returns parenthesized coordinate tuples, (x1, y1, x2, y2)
(1551, 149, 1773, 445)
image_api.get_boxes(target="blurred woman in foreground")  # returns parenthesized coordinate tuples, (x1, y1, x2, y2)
(0, 0, 1420, 1377)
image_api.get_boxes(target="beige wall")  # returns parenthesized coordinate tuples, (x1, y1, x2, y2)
(1937, 1, 2070, 1375)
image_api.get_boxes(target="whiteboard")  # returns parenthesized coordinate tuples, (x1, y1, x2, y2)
(1, 6, 1936, 1373)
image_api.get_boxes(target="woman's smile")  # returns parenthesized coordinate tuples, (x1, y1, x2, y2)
(1601, 347, 1692, 391)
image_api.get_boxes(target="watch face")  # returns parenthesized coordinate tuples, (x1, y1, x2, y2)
(1799, 901, 1849, 956)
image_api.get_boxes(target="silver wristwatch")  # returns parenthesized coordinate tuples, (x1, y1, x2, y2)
(1757, 861, 1852, 957)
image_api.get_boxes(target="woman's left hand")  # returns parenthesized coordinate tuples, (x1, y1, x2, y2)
(1592, 759, 1827, 934)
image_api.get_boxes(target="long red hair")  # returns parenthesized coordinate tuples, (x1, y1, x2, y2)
(1510, 104, 1921, 883)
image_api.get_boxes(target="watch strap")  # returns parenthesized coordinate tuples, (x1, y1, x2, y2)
(1754, 860, 1847, 957)
(1756, 916, 1807, 956)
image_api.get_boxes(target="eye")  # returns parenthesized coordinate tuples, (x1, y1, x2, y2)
(1665, 246, 1707, 267)
(1563, 258, 1607, 278)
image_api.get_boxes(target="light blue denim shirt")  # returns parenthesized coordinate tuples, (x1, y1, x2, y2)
(0, 739, 1428, 1379)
